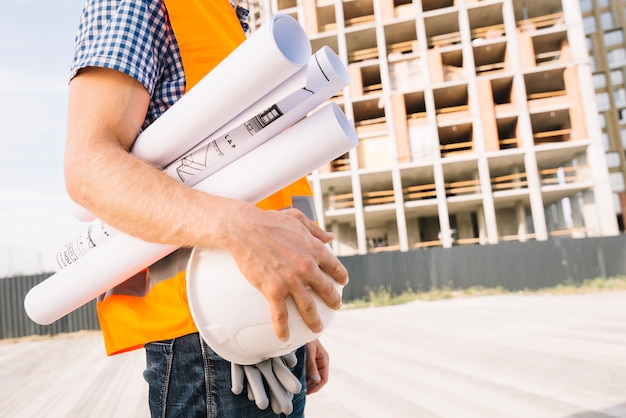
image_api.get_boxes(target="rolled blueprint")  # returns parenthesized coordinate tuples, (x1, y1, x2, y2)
(68, 14, 313, 223)
(131, 13, 311, 168)
(164, 46, 349, 187)
(24, 103, 357, 325)
(56, 46, 349, 268)
(56, 220, 117, 269)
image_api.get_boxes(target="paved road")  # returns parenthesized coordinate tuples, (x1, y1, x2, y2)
(1, 292, 625, 417)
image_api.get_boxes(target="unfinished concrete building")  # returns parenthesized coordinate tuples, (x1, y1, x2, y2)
(259, 0, 619, 255)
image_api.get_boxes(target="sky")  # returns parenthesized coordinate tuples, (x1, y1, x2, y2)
(0, 0, 88, 277)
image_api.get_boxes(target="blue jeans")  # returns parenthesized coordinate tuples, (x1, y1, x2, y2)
(143, 333, 307, 417)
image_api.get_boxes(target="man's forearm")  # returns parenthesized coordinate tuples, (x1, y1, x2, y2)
(64, 67, 241, 250)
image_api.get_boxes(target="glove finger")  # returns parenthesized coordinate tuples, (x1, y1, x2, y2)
(281, 351, 298, 368)
(257, 361, 293, 415)
(246, 382, 255, 402)
(243, 365, 269, 410)
(269, 390, 281, 415)
(230, 363, 245, 395)
(270, 388, 294, 416)
(272, 357, 303, 394)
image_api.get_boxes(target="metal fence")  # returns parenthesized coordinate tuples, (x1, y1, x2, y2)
(0, 274, 99, 340)
(2, 235, 626, 339)
(340, 235, 626, 301)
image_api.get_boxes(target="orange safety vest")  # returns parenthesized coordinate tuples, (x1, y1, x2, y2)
(97, 0, 314, 355)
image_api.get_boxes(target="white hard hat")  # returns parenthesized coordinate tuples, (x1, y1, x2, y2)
(186, 247, 342, 365)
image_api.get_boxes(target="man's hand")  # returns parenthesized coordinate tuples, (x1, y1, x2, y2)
(305, 339, 329, 394)
(217, 206, 348, 342)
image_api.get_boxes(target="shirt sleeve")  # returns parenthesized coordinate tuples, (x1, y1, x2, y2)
(69, 0, 170, 95)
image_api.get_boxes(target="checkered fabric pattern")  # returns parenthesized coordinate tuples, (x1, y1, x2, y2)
(231, 1, 250, 33)
(70, 0, 249, 128)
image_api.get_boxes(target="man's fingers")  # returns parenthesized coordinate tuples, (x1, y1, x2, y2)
(316, 244, 349, 287)
(305, 340, 329, 394)
(269, 261, 345, 338)
(289, 208, 334, 244)
(268, 299, 290, 341)
(291, 286, 324, 334)
(304, 266, 344, 313)
(305, 345, 321, 390)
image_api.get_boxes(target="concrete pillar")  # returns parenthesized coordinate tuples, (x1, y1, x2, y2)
(586, 145, 619, 235)
(348, 64, 364, 97)
(392, 168, 409, 251)
(502, 0, 548, 240)
(570, 193, 586, 232)
(525, 152, 548, 241)
(379, 0, 395, 21)
(301, 0, 318, 34)
(390, 94, 411, 163)
(477, 206, 488, 244)
(330, 220, 340, 254)
(475, 78, 499, 152)
(515, 201, 528, 241)
(516, 30, 536, 69)
(581, 189, 602, 236)
(555, 198, 567, 231)
(563, 65, 588, 140)
(427, 46, 444, 84)
(351, 171, 368, 254)
(434, 161, 452, 247)
(478, 158, 499, 244)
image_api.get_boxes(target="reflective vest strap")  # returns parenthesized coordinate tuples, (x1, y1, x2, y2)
(162, 0, 245, 92)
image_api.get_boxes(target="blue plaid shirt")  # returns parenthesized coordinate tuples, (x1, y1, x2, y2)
(70, 0, 248, 129)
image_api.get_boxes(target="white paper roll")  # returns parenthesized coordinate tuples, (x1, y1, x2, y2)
(164, 46, 350, 187)
(193, 103, 356, 202)
(24, 103, 357, 325)
(68, 14, 312, 223)
(130, 14, 312, 168)
(56, 46, 349, 268)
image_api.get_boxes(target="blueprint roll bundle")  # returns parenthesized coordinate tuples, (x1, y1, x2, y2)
(25, 14, 357, 326)
(57, 44, 350, 268)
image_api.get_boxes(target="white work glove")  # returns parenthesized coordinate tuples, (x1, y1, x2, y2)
(231, 351, 302, 415)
